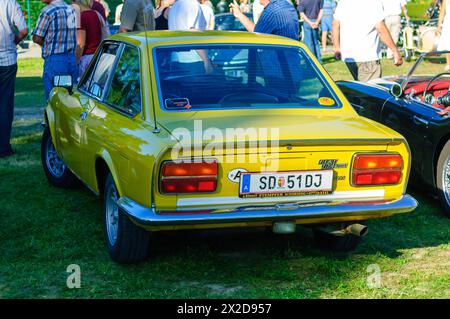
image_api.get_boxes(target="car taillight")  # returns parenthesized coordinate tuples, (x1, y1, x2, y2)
(352, 154, 403, 186)
(160, 160, 218, 193)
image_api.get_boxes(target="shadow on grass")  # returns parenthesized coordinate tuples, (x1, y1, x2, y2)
(15, 76, 44, 109)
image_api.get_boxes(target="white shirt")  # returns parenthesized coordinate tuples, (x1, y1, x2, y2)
(334, 0, 385, 62)
(0, 0, 27, 66)
(253, 0, 264, 24)
(115, 3, 123, 25)
(200, 3, 215, 30)
(169, 0, 207, 63)
(168, 0, 207, 30)
(381, 0, 407, 17)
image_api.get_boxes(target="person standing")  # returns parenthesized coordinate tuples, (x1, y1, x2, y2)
(33, 0, 78, 101)
(252, 0, 264, 24)
(199, 0, 215, 30)
(74, 0, 104, 77)
(168, 0, 207, 30)
(114, 0, 124, 25)
(321, 0, 336, 52)
(91, 0, 107, 20)
(230, 0, 299, 40)
(154, 0, 173, 30)
(0, 0, 28, 158)
(119, 0, 155, 32)
(332, 0, 403, 82)
(437, 0, 450, 70)
(298, 0, 323, 63)
(239, 0, 251, 13)
(381, 0, 409, 59)
(216, 0, 227, 13)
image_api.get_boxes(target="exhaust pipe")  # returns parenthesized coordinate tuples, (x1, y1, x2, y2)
(319, 223, 368, 237)
(345, 224, 368, 237)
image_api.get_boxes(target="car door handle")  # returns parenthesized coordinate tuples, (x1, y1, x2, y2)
(80, 111, 88, 121)
(413, 115, 428, 126)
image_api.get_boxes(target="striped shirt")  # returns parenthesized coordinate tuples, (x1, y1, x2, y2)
(33, 0, 77, 59)
(254, 0, 299, 40)
(0, 0, 27, 66)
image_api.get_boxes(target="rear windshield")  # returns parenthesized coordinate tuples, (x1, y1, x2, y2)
(154, 45, 339, 111)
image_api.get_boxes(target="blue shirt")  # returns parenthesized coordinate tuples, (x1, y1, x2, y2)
(323, 0, 336, 17)
(254, 0, 300, 40)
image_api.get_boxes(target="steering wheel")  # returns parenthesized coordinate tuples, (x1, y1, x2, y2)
(218, 90, 280, 105)
(422, 72, 450, 104)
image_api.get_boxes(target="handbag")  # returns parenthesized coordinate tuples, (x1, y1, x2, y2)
(94, 10, 110, 40)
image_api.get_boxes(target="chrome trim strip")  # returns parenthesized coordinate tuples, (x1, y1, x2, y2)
(176, 190, 385, 208)
(117, 194, 417, 226)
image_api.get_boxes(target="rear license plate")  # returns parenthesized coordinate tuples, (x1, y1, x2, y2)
(239, 170, 334, 198)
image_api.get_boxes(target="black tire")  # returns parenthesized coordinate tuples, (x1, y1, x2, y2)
(41, 126, 79, 188)
(103, 173, 150, 263)
(313, 228, 362, 252)
(436, 140, 450, 218)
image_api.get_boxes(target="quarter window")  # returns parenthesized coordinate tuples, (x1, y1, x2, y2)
(105, 45, 141, 115)
(79, 43, 120, 98)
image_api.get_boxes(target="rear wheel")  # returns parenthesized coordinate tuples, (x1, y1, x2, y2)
(436, 140, 450, 217)
(41, 127, 79, 188)
(313, 226, 362, 252)
(103, 173, 151, 263)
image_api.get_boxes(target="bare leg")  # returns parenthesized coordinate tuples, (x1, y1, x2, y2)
(447, 54, 450, 67)
(322, 31, 328, 51)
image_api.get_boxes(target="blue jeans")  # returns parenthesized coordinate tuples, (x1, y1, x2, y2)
(303, 20, 322, 63)
(43, 53, 78, 101)
(0, 64, 17, 154)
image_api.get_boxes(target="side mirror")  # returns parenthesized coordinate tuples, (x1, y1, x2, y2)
(90, 82, 103, 98)
(53, 75, 73, 94)
(390, 83, 403, 98)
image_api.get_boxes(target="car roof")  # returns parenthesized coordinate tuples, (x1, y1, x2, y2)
(108, 30, 303, 49)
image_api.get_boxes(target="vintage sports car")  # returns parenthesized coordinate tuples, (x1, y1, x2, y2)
(41, 31, 417, 263)
(337, 51, 450, 217)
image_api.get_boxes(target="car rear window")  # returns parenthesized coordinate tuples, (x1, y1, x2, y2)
(154, 45, 340, 111)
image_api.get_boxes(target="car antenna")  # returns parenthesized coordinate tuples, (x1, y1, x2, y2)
(143, 4, 160, 134)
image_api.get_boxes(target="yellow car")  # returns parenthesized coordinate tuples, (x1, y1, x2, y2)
(41, 31, 417, 263)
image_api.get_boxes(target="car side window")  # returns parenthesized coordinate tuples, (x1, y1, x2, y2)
(79, 43, 120, 99)
(105, 45, 141, 115)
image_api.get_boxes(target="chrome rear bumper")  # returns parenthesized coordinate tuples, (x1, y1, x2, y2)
(117, 195, 417, 227)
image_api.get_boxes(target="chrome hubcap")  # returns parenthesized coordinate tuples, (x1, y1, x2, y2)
(45, 137, 66, 178)
(106, 183, 119, 246)
(443, 155, 450, 206)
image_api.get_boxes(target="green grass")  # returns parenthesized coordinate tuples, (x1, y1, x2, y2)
(0, 58, 449, 299)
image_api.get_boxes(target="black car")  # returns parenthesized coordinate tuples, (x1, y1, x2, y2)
(214, 13, 253, 31)
(337, 52, 450, 217)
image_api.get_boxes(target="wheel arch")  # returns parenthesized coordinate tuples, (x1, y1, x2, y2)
(44, 107, 57, 149)
(95, 150, 123, 198)
(434, 134, 450, 186)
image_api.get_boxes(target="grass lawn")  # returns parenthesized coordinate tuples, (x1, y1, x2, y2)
(0, 58, 448, 299)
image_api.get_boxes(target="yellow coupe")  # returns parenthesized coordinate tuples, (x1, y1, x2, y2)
(41, 31, 417, 263)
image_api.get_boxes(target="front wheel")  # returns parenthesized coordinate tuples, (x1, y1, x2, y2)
(41, 127, 79, 188)
(436, 140, 450, 217)
(103, 173, 151, 263)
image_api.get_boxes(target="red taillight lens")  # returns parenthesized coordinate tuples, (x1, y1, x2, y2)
(162, 161, 217, 177)
(352, 154, 403, 186)
(353, 154, 403, 170)
(160, 160, 218, 193)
